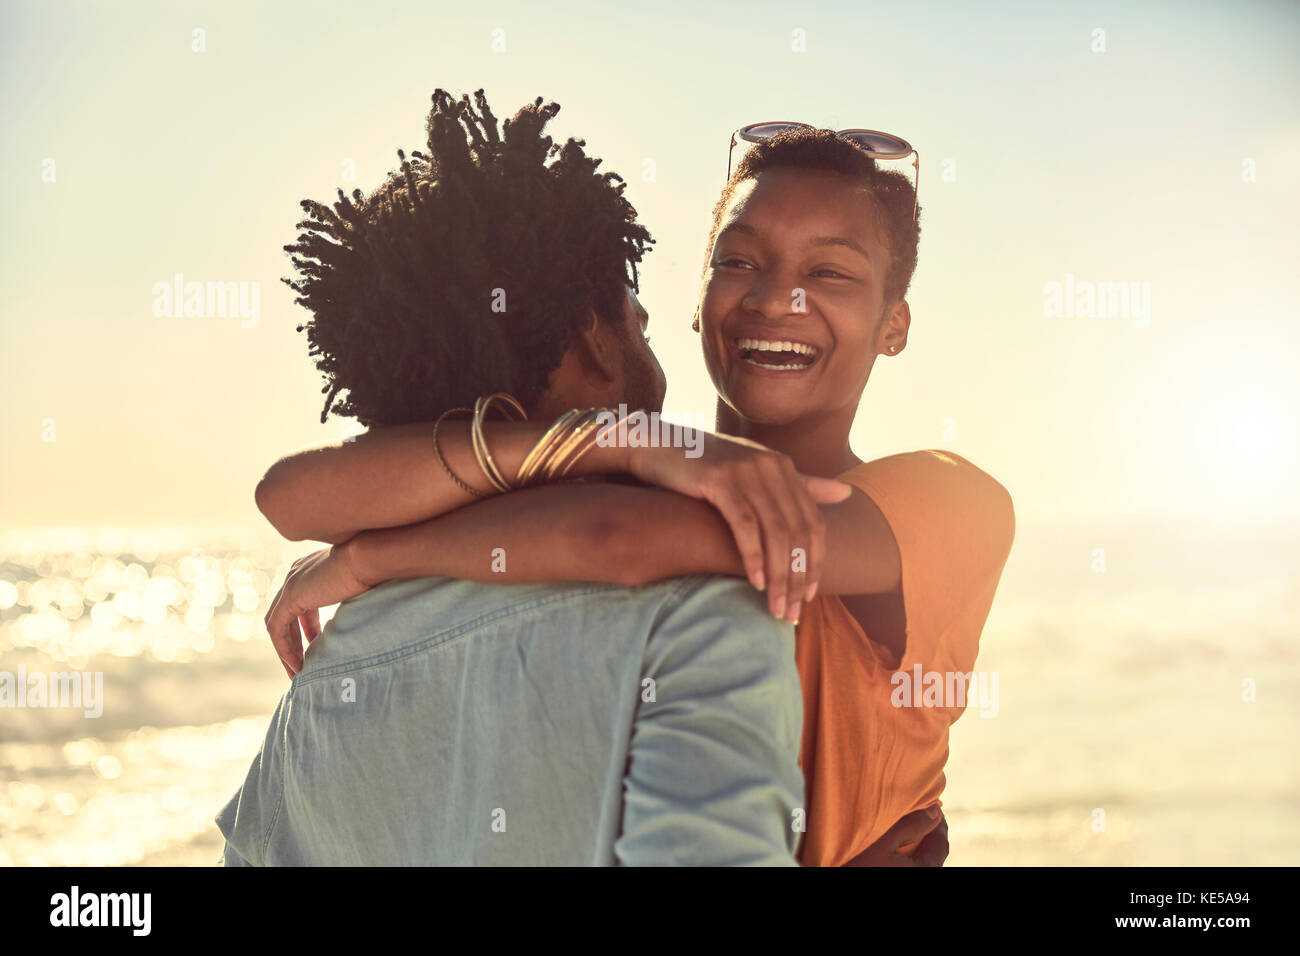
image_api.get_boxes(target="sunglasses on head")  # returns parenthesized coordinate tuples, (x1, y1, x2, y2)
(727, 121, 920, 223)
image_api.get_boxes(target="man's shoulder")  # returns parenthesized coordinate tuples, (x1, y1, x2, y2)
(643, 575, 794, 660)
(338, 574, 770, 626)
(299, 575, 777, 674)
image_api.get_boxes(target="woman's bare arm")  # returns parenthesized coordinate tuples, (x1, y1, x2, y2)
(257, 414, 853, 621)
(267, 480, 895, 675)
(345, 481, 899, 599)
(254, 420, 630, 544)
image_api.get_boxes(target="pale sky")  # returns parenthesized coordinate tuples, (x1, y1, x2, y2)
(2, 0, 1298, 532)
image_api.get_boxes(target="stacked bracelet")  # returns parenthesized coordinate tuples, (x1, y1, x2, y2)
(432, 407, 486, 498)
(471, 393, 528, 493)
(515, 410, 582, 487)
(436, 395, 629, 498)
(542, 409, 608, 481)
(515, 406, 631, 487)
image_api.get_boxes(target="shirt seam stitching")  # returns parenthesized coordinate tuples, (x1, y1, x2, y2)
(298, 586, 638, 685)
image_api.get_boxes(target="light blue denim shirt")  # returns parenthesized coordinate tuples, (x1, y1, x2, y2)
(216, 575, 803, 865)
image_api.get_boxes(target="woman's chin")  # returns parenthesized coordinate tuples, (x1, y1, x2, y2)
(710, 364, 818, 427)
(725, 390, 809, 428)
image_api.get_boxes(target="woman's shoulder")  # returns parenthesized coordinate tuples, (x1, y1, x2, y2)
(845, 448, 1007, 487)
(840, 449, 1015, 550)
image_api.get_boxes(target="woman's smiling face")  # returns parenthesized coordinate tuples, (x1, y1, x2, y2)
(699, 166, 899, 426)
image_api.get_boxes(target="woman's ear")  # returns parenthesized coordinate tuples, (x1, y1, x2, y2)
(876, 299, 911, 355)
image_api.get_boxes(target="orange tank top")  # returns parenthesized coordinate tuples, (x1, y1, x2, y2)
(793, 450, 1015, 866)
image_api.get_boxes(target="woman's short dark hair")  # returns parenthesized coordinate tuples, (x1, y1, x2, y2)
(704, 128, 920, 307)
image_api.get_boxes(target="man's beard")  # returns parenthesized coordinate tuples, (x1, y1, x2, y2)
(620, 350, 663, 415)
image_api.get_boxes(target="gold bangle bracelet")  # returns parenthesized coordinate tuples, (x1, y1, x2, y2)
(514, 406, 629, 489)
(471, 393, 527, 493)
(529, 411, 589, 485)
(552, 412, 613, 479)
(470, 397, 505, 493)
(432, 408, 487, 498)
(543, 409, 608, 482)
(481, 394, 522, 492)
(516, 410, 583, 487)
(566, 406, 634, 478)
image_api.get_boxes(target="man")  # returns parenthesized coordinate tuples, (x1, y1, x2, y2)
(216, 89, 805, 865)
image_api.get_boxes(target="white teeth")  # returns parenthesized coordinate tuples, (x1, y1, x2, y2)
(736, 337, 819, 357)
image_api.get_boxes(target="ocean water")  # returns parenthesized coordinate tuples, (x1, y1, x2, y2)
(1, 522, 1296, 866)
(945, 520, 1300, 865)
(0, 529, 299, 867)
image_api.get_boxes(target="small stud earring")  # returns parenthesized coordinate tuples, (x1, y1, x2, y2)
(889, 345, 899, 354)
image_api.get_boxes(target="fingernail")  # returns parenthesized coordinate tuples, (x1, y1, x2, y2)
(752, 570, 766, 592)
(805, 582, 818, 601)
(772, 596, 785, 619)
(786, 601, 801, 624)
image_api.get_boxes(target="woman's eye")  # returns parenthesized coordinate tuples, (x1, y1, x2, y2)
(717, 257, 755, 270)
(812, 268, 850, 279)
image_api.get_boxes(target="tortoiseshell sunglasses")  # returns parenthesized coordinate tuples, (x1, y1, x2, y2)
(727, 121, 920, 222)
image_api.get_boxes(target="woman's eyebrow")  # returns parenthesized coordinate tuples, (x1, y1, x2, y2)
(810, 235, 871, 261)
(717, 222, 759, 241)
(719, 223, 870, 263)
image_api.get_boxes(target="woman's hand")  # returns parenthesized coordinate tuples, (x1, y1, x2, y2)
(265, 543, 372, 678)
(625, 420, 852, 622)
(843, 806, 950, 866)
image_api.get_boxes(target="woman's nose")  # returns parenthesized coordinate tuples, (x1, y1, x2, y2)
(743, 274, 806, 319)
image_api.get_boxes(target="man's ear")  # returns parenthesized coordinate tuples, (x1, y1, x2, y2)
(571, 308, 621, 384)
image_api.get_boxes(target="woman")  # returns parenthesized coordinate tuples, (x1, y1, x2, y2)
(261, 117, 1014, 866)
